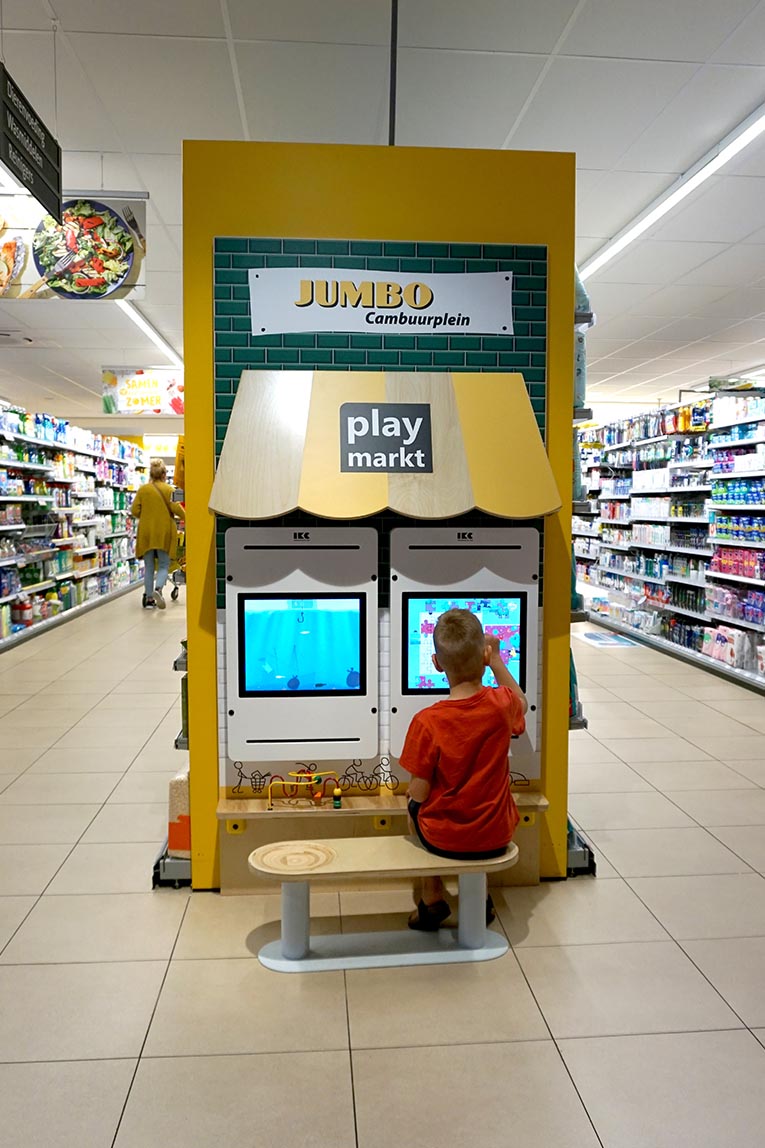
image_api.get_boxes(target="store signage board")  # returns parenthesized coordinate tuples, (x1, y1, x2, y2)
(0, 64, 61, 222)
(249, 267, 513, 336)
(340, 403, 433, 473)
(102, 367, 184, 415)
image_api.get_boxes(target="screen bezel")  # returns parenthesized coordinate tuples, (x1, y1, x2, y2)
(237, 592, 367, 698)
(401, 591, 528, 695)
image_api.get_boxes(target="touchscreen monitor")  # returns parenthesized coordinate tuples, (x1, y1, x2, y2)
(238, 594, 366, 696)
(402, 593, 526, 694)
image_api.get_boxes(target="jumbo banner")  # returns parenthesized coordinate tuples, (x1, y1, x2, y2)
(249, 267, 513, 336)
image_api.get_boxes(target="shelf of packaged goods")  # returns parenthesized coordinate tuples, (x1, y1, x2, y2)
(599, 492, 632, 501)
(667, 459, 713, 469)
(96, 479, 129, 489)
(709, 437, 765, 451)
(712, 470, 765, 480)
(665, 574, 707, 589)
(0, 580, 142, 652)
(73, 546, 97, 556)
(712, 504, 765, 512)
(52, 507, 77, 516)
(660, 603, 710, 624)
(70, 491, 96, 499)
(709, 415, 765, 434)
(665, 430, 709, 440)
(708, 613, 765, 635)
(598, 520, 632, 529)
(73, 519, 98, 527)
(52, 570, 75, 581)
(630, 487, 711, 495)
(0, 430, 67, 451)
(574, 550, 600, 561)
(104, 530, 129, 539)
(0, 523, 24, 532)
(631, 516, 710, 525)
(0, 495, 53, 503)
(0, 460, 53, 474)
(572, 528, 601, 539)
(17, 579, 55, 594)
(707, 570, 765, 588)
(75, 464, 97, 475)
(572, 501, 598, 515)
(631, 543, 714, 558)
(712, 538, 765, 550)
(598, 566, 666, 585)
(599, 540, 633, 552)
(48, 476, 75, 484)
(591, 615, 765, 694)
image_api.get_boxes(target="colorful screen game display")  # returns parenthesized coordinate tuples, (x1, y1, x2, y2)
(238, 594, 366, 696)
(403, 594, 526, 693)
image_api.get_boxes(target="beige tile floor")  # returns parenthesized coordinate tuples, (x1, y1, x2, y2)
(3, 606, 765, 1144)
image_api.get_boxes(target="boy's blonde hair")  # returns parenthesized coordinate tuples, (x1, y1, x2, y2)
(433, 608, 485, 684)
(149, 459, 167, 482)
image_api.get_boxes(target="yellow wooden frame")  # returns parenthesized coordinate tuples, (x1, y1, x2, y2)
(184, 141, 574, 888)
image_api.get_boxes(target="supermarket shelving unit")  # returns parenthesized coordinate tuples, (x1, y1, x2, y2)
(0, 414, 147, 650)
(576, 394, 765, 692)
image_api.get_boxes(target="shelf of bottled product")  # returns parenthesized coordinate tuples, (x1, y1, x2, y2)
(0, 580, 143, 652)
(708, 570, 765, 588)
(578, 393, 765, 685)
(590, 613, 765, 692)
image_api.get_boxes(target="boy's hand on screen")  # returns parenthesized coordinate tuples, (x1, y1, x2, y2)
(485, 632, 501, 661)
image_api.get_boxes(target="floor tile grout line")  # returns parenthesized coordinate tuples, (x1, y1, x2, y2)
(509, 921, 607, 1148)
(109, 891, 193, 1148)
(343, 969, 360, 1148)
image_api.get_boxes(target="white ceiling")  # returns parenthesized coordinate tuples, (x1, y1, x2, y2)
(1, 0, 765, 416)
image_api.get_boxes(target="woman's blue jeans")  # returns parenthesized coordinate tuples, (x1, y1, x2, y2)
(143, 549, 170, 596)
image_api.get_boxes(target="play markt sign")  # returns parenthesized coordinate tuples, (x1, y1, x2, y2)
(340, 403, 433, 473)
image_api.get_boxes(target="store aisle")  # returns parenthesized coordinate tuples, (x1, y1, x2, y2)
(4, 612, 765, 1145)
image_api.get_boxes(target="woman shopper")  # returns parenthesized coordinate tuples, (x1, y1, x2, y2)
(130, 460, 185, 609)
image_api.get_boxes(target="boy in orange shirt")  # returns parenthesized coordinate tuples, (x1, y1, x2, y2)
(399, 607, 527, 930)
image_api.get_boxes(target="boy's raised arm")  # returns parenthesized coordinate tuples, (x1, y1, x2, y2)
(485, 633, 528, 714)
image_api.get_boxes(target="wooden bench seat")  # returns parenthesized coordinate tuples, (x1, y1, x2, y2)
(248, 835, 519, 972)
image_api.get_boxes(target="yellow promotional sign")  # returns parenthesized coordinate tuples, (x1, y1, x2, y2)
(102, 367, 184, 415)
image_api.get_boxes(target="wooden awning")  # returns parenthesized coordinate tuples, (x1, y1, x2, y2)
(209, 370, 561, 520)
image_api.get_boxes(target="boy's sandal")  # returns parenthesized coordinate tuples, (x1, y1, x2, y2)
(407, 899, 451, 931)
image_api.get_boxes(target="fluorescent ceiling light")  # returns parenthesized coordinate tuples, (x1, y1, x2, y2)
(115, 299, 183, 369)
(581, 100, 765, 281)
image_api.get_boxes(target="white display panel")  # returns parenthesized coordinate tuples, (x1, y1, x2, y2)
(389, 527, 540, 758)
(225, 527, 379, 762)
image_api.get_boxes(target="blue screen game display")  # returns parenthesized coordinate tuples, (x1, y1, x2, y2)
(238, 594, 366, 696)
(403, 594, 526, 693)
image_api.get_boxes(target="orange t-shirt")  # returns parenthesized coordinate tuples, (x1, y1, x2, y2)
(399, 685, 525, 854)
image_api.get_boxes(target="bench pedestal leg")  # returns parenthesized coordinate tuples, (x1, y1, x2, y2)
(281, 881, 310, 960)
(458, 872, 487, 949)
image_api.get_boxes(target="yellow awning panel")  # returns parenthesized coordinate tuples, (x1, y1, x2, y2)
(209, 370, 561, 520)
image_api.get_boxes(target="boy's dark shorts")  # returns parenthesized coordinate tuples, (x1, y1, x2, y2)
(407, 799, 508, 861)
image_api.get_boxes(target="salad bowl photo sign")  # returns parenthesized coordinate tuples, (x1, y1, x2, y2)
(0, 195, 146, 300)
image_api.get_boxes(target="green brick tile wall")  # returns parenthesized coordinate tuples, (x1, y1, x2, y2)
(212, 237, 548, 607)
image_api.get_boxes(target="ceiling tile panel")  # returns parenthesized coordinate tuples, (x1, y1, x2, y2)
(615, 65, 765, 175)
(508, 57, 697, 168)
(577, 169, 676, 239)
(676, 244, 765, 285)
(56, 0, 225, 37)
(228, 0, 390, 44)
(649, 175, 765, 244)
(236, 41, 388, 143)
(564, 0, 759, 61)
(70, 34, 242, 152)
(399, 0, 581, 52)
(397, 49, 544, 147)
(713, 3, 765, 64)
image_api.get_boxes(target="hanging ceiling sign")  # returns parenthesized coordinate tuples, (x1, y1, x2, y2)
(249, 266, 513, 337)
(0, 64, 61, 222)
(102, 368, 184, 415)
(0, 194, 146, 300)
